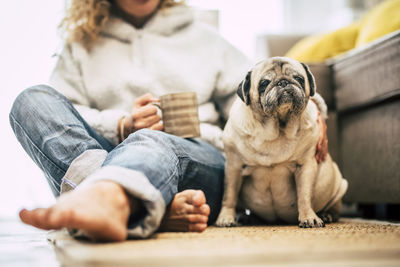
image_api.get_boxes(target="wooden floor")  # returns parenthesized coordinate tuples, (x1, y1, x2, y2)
(0, 218, 58, 267)
(43, 218, 400, 267)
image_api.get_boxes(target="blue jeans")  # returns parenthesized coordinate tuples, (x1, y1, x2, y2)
(9, 85, 225, 238)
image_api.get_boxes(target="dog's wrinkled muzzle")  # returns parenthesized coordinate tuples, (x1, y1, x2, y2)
(277, 86, 297, 105)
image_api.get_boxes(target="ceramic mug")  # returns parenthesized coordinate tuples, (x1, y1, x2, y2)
(154, 92, 201, 138)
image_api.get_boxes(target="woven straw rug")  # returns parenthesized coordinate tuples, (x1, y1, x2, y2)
(47, 218, 400, 267)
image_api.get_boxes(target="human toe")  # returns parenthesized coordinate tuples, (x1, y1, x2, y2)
(188, 223, 207, 232)
(20, 208, 54, 230)
(200, 204, 210, 215)
(186, 214, 208, 224)
(189, 190, 206, 207)
(184, 203, 210, 216)
(19, 209, 31, 224)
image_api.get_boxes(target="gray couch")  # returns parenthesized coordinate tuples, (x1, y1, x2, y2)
(256, 30, 400, 204)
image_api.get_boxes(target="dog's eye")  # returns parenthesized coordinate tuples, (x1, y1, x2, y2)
(259, 79, 271, 87)
(258, 79, 271, 94)
(294, 75, 305, 88)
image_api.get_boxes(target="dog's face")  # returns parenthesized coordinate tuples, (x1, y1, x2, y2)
(237, 57, 316, 121)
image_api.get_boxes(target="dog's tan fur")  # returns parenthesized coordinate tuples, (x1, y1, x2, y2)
(216, 57, 347, 228)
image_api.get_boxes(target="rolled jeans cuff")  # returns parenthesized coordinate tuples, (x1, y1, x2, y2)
(79, 165, 166, 239)
(61, 149, 108, 194)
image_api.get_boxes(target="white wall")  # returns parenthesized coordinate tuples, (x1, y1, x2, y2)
(0, 1, 64, 218)
(188, 0, 285, 60)
(283, 0, 354, 34)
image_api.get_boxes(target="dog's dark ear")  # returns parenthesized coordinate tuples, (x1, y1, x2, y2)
(301, 63, 316, 96)
(237, 71, 252, 105)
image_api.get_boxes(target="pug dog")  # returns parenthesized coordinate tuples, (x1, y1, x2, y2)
(215, 57, 348, 228)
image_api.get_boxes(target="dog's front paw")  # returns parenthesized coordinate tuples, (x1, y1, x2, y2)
(298, 213, 325, 228)
(317, 211, 337, 224)
(215, 207, 237, 227)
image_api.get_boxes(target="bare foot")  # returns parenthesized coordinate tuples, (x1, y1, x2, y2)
(159, 190, 210, 232)
(19, 181, 130, 242)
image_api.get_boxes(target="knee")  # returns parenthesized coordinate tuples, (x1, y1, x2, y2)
(122, 129, 177, 155)
(12, 85, 59, 107)
(10, 85, 60, 123)
(126, 129, 170, 143)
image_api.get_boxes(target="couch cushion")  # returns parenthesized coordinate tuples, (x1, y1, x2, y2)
(308, 63, 334, 109)
(333, 30, 400, 112)
(285, 22, 360, 63)
(285, 0, 400, 64)
(356, 0, 400, 47)
(339, 100, 400, 203)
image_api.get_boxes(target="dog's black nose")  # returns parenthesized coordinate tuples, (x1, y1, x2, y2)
(277, 79, 289, 87)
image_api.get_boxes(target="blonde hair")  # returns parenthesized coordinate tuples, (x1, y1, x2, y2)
(60, 0, 184, 48)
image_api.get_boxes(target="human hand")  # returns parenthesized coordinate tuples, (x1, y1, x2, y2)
(315, 111, 328, 163)
(118, 93, 163, 141)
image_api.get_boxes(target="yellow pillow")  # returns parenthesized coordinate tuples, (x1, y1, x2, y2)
(285, 21, 360, 63)
(356, 0, 400, 47)
(285, 0, 400, 63)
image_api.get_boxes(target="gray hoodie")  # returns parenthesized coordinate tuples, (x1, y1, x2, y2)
(50, 5, 251, 148)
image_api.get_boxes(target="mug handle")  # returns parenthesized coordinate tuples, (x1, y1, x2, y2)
(150, 102, 163, 119)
